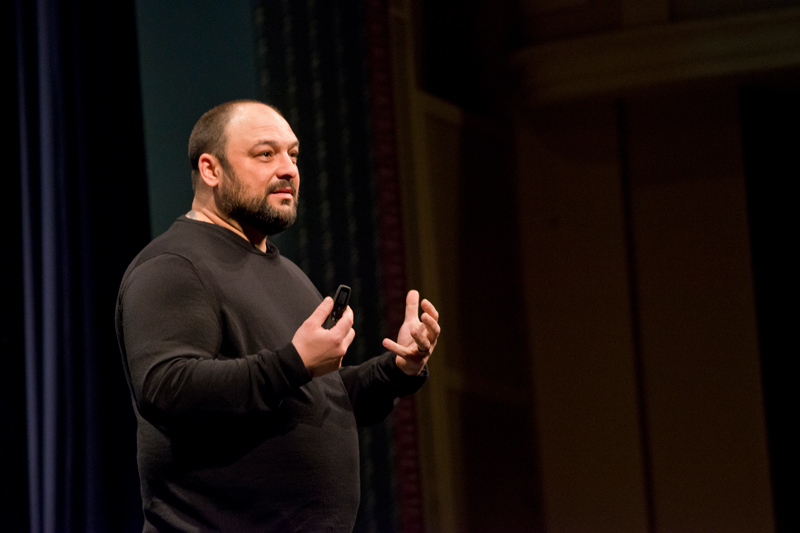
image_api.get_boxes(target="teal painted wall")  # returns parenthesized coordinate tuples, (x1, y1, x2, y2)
(136, 0, 258, 237)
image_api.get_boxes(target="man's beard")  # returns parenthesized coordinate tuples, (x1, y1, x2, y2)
(217, 165, 298, 236)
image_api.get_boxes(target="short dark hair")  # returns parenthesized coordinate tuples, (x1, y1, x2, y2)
(187, 100, 280, 190)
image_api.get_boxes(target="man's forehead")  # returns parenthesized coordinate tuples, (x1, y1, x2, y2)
(227, 103, 297, 142)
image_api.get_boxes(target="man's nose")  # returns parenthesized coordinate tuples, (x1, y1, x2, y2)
(276, 153, 299, 180)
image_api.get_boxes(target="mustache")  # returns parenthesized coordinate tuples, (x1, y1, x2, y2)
(266, 180, 297, 195)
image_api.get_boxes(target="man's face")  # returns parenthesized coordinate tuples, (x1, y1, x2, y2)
(215, 103, 300, 235)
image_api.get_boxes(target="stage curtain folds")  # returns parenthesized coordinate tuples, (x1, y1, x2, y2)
(11, 0, 151, 531)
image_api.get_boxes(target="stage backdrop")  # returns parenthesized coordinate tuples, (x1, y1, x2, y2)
(253, 1, 423, 531)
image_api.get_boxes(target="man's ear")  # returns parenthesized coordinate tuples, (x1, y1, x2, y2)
(198, 153, 222, 187)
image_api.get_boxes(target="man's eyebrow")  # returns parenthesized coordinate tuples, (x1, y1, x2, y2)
(251, 140, 300, 150)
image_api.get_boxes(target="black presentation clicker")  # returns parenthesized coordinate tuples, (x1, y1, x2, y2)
(322, 285, 351, 329)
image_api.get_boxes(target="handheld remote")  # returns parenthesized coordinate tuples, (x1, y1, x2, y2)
(322, 285, 351, 329)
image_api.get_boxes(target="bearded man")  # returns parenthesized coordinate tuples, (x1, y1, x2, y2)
(115, 100, 440, 532)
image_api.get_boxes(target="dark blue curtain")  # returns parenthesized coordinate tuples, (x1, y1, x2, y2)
(8, 0, 151, 531)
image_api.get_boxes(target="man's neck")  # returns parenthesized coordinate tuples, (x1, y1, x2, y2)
(186, 209, 212, 223)
(186, 208, 269, 252)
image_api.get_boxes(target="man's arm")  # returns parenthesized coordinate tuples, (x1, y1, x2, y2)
(339, 353, 427, 426)
(339, 290, 440, 426)
(118, 253, 353, 427)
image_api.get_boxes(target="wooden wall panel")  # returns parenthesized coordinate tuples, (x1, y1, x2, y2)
(670, 0, 800, 21)
(626, 90, 774, 532)
(515, 102, 649, 533)
(459, 392, 539, 533)
(510, 7, 800, 106)
(418, 99, 537, 532)
(519, 0, 622, 44)
(420, 113, 464, 373)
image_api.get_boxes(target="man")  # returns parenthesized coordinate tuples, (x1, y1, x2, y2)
(115, 100, 440, 532)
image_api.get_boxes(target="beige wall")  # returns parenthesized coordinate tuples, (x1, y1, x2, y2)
(515, 102, 648, 532)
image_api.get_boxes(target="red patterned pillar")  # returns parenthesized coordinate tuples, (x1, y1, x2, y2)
(364, 1, 425, 532)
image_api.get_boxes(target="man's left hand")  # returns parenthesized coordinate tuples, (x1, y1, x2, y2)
(383, 290, 440, 376)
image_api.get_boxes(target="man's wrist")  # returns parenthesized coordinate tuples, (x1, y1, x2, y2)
(395, 355, 425, 376)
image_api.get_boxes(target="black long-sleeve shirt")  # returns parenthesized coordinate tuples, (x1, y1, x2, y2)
(115, 217, 426, 532)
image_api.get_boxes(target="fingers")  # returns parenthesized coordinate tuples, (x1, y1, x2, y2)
(420, 299, 439, 321)
(331, 306, 354, 335)
(344, 325, 356, 348)
(420, 312, 441, 341)
(410, 322, 431, 352)
(383, 330, 431, 356)
(310, 297, 335, 325)
(420, 298, 440, 344)
(382, 337, 415, 356)
(386, 336, 430, 377)
(331, 307, 355, 359)
(401, 291, 440, 350)
(294, 303, 355, 378)
(405, 290, 420, 322)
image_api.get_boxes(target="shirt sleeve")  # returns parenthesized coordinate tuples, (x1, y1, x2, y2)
(338, 352, 428, 427)
(117, 253, 311, 428)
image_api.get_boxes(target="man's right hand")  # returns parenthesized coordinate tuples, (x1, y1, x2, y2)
(292, 297, 356, 377)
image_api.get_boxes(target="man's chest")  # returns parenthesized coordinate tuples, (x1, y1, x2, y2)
(200, 259, 321, 357)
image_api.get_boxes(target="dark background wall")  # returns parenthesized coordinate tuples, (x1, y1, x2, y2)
(400, 1, 798, 532)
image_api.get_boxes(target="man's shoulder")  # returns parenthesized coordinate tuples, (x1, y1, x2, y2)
(121, 217, 303, 287)
(119, 218, 217, 287)
(130, 217, 247, 268)
(139, 217, 211, 258)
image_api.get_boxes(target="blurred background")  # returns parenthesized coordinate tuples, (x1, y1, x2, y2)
(5, 0, 796, 531)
